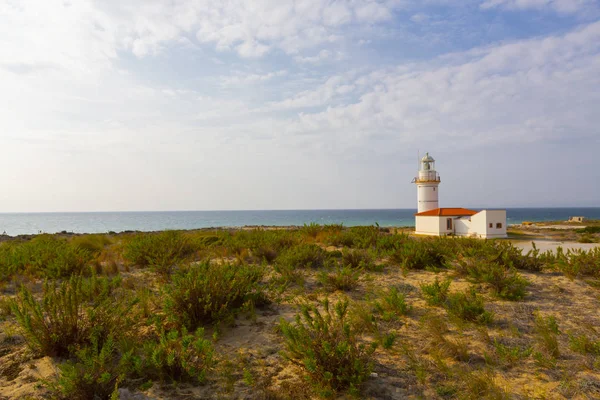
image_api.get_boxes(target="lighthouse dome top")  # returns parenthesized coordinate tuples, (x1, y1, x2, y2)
(421, 153, 435, 162)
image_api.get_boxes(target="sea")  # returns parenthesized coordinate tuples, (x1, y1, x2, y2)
(0, 208, 599, 236)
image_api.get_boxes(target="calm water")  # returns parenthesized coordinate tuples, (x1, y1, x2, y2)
(0, 208, 599, 236)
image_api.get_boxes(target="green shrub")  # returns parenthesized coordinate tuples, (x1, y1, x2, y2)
(375, 233, 409, 252)
(390, 239, 447, 270)
(533, 313, 560, 358)
(326, 226, 380, 249)
(49, 336, 139, 400)
(373, 287, 411, 321)
(0, 235, 93, 279)
(317, 265, 361, 291)
(122, 231, 197, 275)
(445, 289, 493, 324)
(485, 339, 532, 369)
(421, 278, 451, 306)
(143, 327, 214, 383)
(555, 248, 600, 279)
(164, 261, 265, 330)
(576, 226, 600, 234)
(279, 299, 377, 397)
(276, 244, 327, 270)
(70, 234, 113, 255)
(10, 276, 135, 357)
(457, 260, 529, 301)
(340, 249, 374, 270)
(568, 333, 600, 355)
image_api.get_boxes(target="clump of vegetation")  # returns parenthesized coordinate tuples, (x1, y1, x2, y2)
(445, 288, 493, 324)
(70, 234, 113, 255)
(0, 235, 93, 279)
(340, 249, 376, 270)
(326, 226, 381, 249)
(163, 261, 265, 330)
(390, 239, 447, 270)
(484, 339, 532, 369)
(10, 275, 135, 357)
(454, 259, 529, 300)
(568, 332, 600, 355)
(275, 244, 328, 269)
(373, 287, 411, 320)
(279, 299, 377, 397)
(317, 265, 362, 291)
(122, 230, 197, 275)
(142, 327, 214, 383)
(421, 278, 452, 306)
(533, 313, 561, 358)
(49, 336, 138, 400)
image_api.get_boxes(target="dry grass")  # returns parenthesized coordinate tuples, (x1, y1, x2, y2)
(0, 227, 599, 399)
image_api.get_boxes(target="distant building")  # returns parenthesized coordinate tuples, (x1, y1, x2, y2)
(412, 153, 507, 238)
(568, 216, 585, 223)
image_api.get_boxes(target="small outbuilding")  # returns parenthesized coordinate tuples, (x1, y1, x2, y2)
(415, 208, 507, 238)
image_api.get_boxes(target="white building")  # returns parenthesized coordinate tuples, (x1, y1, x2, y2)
(412, 153, 507, 239)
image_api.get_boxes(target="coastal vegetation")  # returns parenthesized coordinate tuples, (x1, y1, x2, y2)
(0, 225, 599, 399)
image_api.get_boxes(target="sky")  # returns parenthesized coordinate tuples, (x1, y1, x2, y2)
(1, 0, 599, 212)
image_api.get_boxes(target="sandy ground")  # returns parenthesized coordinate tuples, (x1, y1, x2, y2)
(513, 240, 600, 253)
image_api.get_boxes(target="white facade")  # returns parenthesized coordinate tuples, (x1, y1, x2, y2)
(414, 211, 507, 238)
(412, 153, 507, 239)
(413, 153, 440, 213)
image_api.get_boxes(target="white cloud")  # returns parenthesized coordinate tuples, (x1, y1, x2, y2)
(480, 0, 597, 14)
(281, 22, 600, 153)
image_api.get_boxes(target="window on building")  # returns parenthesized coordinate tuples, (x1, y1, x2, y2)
(496, 223, 503, 229)
(433, 187, 435, 191)
(446, 218, 453, 230)
(489, 223, 492, 228)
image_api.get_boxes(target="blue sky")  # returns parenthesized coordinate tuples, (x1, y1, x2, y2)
(1, 0, 599, 211)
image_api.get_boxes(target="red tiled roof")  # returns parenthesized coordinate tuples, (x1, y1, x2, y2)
(415, 208, 478, 217)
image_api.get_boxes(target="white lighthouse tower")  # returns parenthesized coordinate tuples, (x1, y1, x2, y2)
(413, 153, 440, 213)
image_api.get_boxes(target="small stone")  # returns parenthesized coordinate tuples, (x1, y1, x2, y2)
(370, 372, 378, 378)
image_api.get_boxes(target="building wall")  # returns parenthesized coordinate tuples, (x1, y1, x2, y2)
(454, 217, 471, 236)
(471, 210, 507, 238)
(417, 184, 439, 213)
(415, 216, 442, 235)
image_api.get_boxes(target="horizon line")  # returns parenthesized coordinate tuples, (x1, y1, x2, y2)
(1, 206, 600, 214)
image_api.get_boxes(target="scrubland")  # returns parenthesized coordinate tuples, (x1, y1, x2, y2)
(0, 225, 599, 399)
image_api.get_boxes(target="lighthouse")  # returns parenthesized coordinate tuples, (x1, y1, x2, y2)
(412, 152, 507, 238)
(413, 153, 440, 213)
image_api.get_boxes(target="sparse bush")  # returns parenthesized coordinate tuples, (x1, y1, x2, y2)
(70, 234, 112, 255)
(279, 299, 377, 397)
(534, 313, 560, 358)
(390, 239, 447, 270)
(341, 249, 375, 270)
(122, 231, 197, 275)
(317, 265, 361, 291)
(275, 244, 327, 270)
(457, 260, 529, 301)
(164, 261, 265, 330)
(421, 278, 452, 306)
(49, 336, 139, 400)
(0, 235, 93, 279)
(10, 275, 135, 357)
(373, 287, 411, 321)
(142, 327, 214, 383)
(555, 247, 600, 279)
(445, 289, 493, 324)
(568, 333, 600, 355)
(326, 226, 380, 249)
(485, 339, 532, 369)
